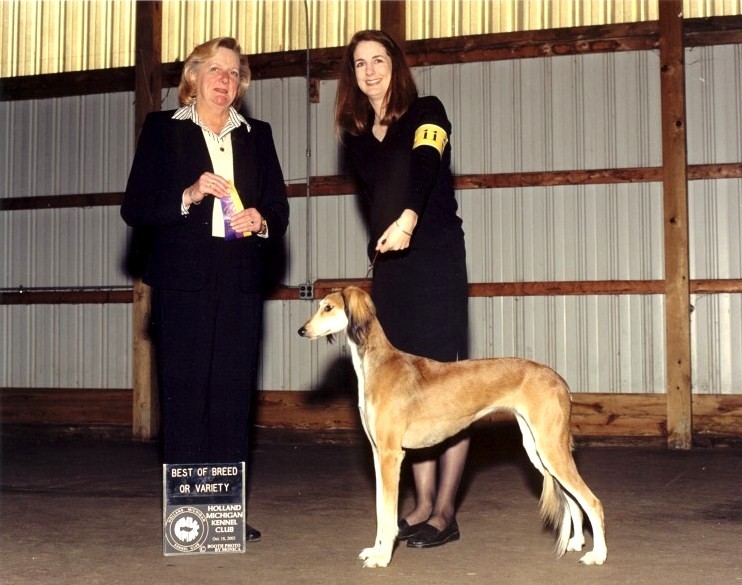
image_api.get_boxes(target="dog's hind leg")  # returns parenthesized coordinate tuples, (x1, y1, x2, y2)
(548, 466, 605, 564)
(564, 494, 585, 552)
(527, 418, 607, 565)
(515, 414, 572, 556)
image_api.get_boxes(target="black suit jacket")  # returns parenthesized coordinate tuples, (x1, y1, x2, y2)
(121, 110, 289, 292)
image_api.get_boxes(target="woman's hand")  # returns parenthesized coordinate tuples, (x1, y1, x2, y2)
(376, 209, 418, 253)
(183, 172, 230, 206)
(230, 207, 264, 234)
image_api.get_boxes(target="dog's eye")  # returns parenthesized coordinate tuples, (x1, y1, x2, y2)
(323, 304, 333, 312)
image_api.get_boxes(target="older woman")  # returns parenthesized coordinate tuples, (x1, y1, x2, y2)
(335, 30, 470, 549)
(122, 37, 289, 542)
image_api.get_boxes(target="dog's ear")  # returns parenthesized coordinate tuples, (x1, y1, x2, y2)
(342, 287, 375, 347)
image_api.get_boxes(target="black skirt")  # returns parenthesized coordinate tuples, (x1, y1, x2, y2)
(371, 237, 469, 362)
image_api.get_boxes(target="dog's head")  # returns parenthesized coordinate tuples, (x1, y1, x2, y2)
(297, 290, 348, 341)
(297, 286, 376, 347)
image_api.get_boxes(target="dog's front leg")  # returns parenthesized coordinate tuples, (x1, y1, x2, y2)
(359, 445, 405, 568)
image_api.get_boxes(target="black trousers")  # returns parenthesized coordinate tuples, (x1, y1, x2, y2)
(151, 259, 262, 464)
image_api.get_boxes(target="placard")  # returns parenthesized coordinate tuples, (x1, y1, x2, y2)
(163, 462, 246, 555)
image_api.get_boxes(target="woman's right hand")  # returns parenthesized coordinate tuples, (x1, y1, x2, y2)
(184, 172, 229, 206)
(376, 209, 418, 253)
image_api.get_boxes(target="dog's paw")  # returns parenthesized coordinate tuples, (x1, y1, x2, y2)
(579, 549, 607, 566)
(567, 535, 585, 552)
(359, 546, 390, 568)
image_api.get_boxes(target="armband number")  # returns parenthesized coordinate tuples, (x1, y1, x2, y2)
(413, 124, 448, 156)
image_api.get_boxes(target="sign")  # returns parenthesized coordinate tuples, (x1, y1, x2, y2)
(163, 462, 246, 555)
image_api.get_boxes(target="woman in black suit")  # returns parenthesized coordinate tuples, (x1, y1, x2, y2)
(122, 37, 289, 541)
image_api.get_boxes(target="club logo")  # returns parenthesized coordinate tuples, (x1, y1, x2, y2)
(165, 506, 209, 553)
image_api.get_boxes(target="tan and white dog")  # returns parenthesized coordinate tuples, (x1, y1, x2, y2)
(298, 286, 606, 568)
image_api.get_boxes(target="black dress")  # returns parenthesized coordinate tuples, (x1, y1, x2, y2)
(346, 96, 468, 361)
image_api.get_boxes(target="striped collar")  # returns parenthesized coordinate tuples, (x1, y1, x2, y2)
(172, 103, 250, 139)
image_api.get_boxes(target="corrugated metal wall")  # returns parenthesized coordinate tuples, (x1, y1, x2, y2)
(2, 45, 741, 394)
(4, 1, 742, 77)
(686, 44, 742, 395)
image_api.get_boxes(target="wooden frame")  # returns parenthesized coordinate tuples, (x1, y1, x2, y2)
(6, 387, 740, 445)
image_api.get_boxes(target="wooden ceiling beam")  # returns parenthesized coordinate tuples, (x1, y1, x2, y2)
(4, 16, 742, 101)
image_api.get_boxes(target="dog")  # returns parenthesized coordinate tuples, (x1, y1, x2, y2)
(298, 286, 606, 568)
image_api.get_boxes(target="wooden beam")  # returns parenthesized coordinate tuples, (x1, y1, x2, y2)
(6, 161, 742, 211)
(3, 279, 742, 306)
(3, 389, 741, 441)
(0, 388, 132, 426)
(131, 1, 162, 442)
(0, 289, 133, 305)
(0, 285, 303, 306)
(0, 67, 136, 101)
(468, 280, 666, 297)
(406, 21, 659, 67)
(683, 15, 742, 46)
(252, 391, 742, 440)
(5, 16, 742, 101)
(0, 192, 125, 211)
(312, 279, 742, 299)
(380, 1, 406, 45)
(659, 0, 692, 450)
(693, 394, 742, 437)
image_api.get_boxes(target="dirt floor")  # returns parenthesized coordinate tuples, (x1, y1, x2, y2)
(1, 425, 741, 585)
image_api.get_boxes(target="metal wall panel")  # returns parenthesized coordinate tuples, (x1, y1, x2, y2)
(468, 295, 666, 394)
(0, 93, 135, 198)
(418, 52, 662, 175)
(691, 293, 742, 394)
(684, 45, 742, 394)
(453, 182, 666, 394)
(1, 304, 131, 388)
(407, 0, 661, 39)
(686, 44, 742, 166)
(689, 179, 742, 280)
(1, 93, 136, 388)
(458, 183, 664, 283)
(0, 93, 135, 289)
(2, 46, 741, 397)
(2, 207, 131, 289)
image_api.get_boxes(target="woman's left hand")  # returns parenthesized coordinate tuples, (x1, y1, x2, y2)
(230, 207, 263, 234)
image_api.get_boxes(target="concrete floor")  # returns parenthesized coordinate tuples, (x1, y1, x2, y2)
(1, 425, 741, 585)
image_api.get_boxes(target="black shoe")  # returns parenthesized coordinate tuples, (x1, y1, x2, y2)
(397, 519, 427, 541)
(406, 520, 460, 548)
(246, 524, 262, 542)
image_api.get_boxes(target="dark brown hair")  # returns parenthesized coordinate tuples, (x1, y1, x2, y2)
(335, 30, 418, 136)
(178, 37, 251, 107)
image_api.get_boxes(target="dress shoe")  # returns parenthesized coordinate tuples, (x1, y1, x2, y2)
(397, 519, 427, 541)
(406, 520, 460, 548)
(246, 523, 262, 542)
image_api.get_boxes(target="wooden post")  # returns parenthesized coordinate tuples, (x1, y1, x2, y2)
(132, 1, 162, 440)
(380, 1, 406, 45)
(659, 0, 692, 450)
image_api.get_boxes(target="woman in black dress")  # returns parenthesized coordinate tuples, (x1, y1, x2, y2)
(335, 30, 469, 548)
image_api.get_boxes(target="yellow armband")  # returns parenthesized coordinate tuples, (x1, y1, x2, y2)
(413, 124, 448, 156)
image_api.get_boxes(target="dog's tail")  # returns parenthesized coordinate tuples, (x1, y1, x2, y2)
(539, 473, 571, 557)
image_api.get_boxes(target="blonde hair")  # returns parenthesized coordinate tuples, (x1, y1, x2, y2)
(178, 37, 251, 107)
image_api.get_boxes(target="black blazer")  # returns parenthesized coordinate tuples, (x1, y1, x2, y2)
(121, 110, 289, 292)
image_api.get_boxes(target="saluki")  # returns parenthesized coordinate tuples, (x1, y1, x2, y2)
(298, 286, 607, 568)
